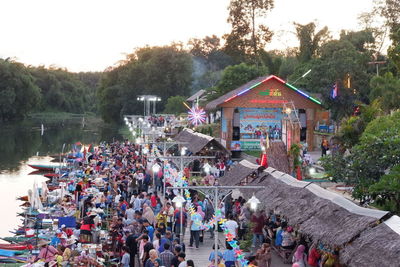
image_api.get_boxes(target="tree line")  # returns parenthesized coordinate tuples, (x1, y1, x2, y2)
(1, 0, 399, 126)
(0, 58, 101, 121)
(319, 0, 400, 214)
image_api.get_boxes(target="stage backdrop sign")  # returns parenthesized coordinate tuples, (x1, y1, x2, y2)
(239, 108, 283, 147)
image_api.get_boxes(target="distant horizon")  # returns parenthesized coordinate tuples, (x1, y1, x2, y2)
(0, 0, 376, 72)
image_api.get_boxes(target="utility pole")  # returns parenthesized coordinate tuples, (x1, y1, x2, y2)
(368, 61, 386, 76)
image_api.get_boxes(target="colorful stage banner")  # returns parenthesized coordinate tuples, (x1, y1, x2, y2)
(239, 108, 283, 143)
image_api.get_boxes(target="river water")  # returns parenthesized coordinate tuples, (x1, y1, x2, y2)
(0, 118, 121, 238)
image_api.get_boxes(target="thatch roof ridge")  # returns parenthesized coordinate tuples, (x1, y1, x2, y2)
(173, 128, 229, 155)
(384, 215, 400, 234)
(219, 159, 258, 186)
(224, 160, 388, 221)
(305, 183, 388, 219)
(340, 216, 400, 267)
(175, 128, 213, 142)
(223, 161, 390, 246)
(250, 174, 379, 246)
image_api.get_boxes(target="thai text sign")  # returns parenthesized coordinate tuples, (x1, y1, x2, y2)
(259, 88, 282, 96)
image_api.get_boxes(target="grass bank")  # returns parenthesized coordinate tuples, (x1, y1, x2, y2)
(27, 112, 103, 125)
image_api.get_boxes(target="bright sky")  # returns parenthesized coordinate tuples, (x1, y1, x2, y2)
(0, 0, 374, 72)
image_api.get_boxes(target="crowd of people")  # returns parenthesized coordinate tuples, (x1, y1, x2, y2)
(23, 133, 342, 267)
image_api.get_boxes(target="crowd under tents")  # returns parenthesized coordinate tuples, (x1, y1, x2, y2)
(221, 160, 400, 266)
(173, 128, 230, 156)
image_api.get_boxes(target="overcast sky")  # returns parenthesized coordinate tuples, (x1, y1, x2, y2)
(0, 0, 374, 72)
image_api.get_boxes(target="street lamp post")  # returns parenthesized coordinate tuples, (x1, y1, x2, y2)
(152, 163, 160, 192)
(168, 185, 264, 264)
(137, 95, 161, 117)
(172, 193, 186, 244)
(247, 194, 261, 210)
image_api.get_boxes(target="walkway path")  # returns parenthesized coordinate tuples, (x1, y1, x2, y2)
(183, 227, 289, 267)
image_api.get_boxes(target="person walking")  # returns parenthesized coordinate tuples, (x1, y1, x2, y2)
(321, 137, 329, 156)
(159, 243, 174, 267)
(178, 252, 187, 267)
(174, 207, 187, 240)
(189, 207, 202, 249)
(251, 210, 266, 247)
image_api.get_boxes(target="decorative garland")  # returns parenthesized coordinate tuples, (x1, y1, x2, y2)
(170, 170, 248, 266)
(151, 143, 248, 265)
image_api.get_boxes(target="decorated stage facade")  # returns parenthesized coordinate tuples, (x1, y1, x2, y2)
(206, 75, 325, 151)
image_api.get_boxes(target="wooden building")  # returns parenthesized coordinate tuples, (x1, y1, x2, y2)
(205, 75, 324, 151)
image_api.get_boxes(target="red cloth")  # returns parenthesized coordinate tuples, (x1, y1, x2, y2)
(251, 214, 265, 234)
(296, 166, 302, 180)
(150, 195, 157, 207)
(260, 153, 268, 167)
(80, 223, 94, 231)
(308, 248, 320, 267)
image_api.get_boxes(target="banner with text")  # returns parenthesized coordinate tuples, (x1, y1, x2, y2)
(239, 108, 283, 145)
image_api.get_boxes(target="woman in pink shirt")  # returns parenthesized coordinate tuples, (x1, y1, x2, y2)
(34, 240, 58, 263)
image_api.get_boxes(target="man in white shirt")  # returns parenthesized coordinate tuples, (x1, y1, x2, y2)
(134, 194, 143, 212)
(129, 193, 137, 205)
(125, 204, 135, 225)
(163, 202, 175, 230)
(224, 214, 238, 239)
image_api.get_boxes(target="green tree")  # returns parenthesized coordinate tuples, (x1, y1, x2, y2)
(294, 22, 330, 63)
(224, 0, 274, 62)
(164, 96, 188, 115)
(369, 72, 400, 112)
(188, 35, 233, 71)
(369, 164, 400, 213)
(29, 67, 94, 113)
(376, 0, 400, 72)
(98, 45, 193, 123)
(258, 50, 283, 75)
(0, 59, 41, 121)
(215, 63, 268, 97)
(288, 30, 376, 121)
(278, 56, 298, 79)
(322, 111, 400, 204)
(338, 101, 381, 148)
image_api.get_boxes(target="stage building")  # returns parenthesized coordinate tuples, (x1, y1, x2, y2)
(205, 75, 326, 152)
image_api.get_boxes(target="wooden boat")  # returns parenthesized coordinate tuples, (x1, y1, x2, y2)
(1, 236, 34, 243)
(0, 249, 29, 256)
(27, 170, 43, 175)
(27, 164, 57, 171)
(0, 256, 28, 263)
(19, 202, 30, 207)
(16, 196, 28, 202)
(43, 173, 60, 178)
(0, 244, 31, 251)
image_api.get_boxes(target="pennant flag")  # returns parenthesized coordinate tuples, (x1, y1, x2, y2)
(331, 82, 338, 99)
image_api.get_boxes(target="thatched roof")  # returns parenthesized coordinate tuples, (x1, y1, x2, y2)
(173, 128, 229, 155)
(340, 216, 400, 267)
(219, 160, 261, 186)
(266, 142, 290, 174)
(239, 142, 290, 174)
(223, 160, 389, 247)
